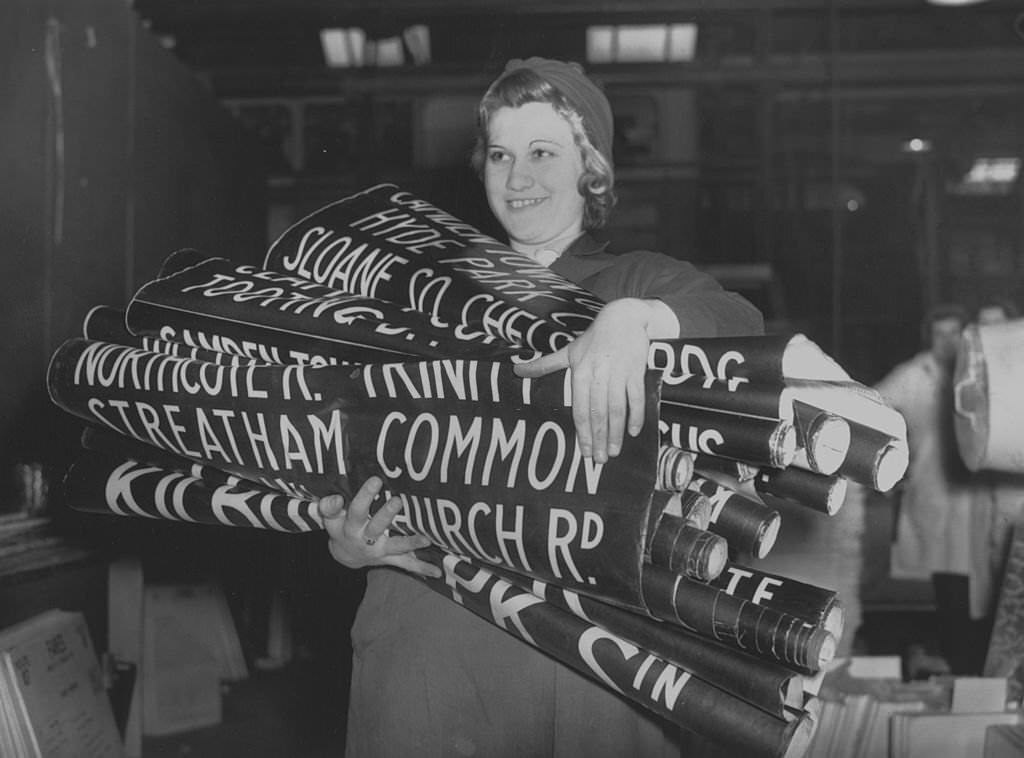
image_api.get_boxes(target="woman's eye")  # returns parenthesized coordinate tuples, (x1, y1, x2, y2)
(487, 150, 508, 163)
(532, 148, 554, 159)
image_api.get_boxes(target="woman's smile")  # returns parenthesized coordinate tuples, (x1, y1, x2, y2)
(507, 196, 548, 210)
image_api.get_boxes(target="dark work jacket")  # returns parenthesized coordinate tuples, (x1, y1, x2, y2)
(550, 233, 764, 338)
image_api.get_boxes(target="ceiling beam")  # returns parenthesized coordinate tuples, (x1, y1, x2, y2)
(204, 48, 1024, 98)
(134, 0, 1021, 24)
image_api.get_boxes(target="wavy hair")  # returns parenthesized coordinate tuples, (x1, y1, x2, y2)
(470, 67, 616, 230)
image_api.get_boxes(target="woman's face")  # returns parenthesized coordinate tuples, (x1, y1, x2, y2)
(483, 102, 586, 254)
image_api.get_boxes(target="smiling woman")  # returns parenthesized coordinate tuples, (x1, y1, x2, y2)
(321, 57, 764, 758)
(482, 102, 588, 256)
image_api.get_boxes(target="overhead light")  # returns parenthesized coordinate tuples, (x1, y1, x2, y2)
(320, 28, 366, 68)
(366, 37, 405, 67)
(402, 25, 431, 66)
(926, 0, 991, 6)
(948, 157, 1021, 196)
(900, 138, 933, 153)
(587, 23, 698, 64)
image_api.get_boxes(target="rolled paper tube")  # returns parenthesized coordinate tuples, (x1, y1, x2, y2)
(264, 184, 602, 351)
(837, 418, 909, 492)
(776, 333, 852, 383)
(785, 379, 906, 440)
(158, 247, 209, 277)
(417, 550, 815, 758)
(488, 566, 808, 721)
(648, 333, 848, 385)
(660, 377, 793, 420)
(709, 564, 844, 640)
(126, 253, 515, 366)
(660, 401, 797, 469)
(82, 425, 204, 471)
(790, 401, 851, 476)
(63, 450, 326, 533)
(640, 565, 837, 673)
(677, 489, 713, 529)
(647, 518, 729, 582)
(953, 319, 1024, 473)
(83, 305, 263, 367)
(687, 477, 781, 560)
(694, 455, 760, 483)
(82, 305, 131, 342)
(79, 426, 309, 508)
(755, 468, 849, 516)
(645, 491, 712, 556)
(656, 444, 696, 492)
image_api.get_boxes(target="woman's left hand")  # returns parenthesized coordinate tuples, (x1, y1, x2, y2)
(514, 298, 664, 463)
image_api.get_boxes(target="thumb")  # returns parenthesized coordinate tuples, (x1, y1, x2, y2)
(513, 349, 570, 378)
(318, 494, 347, 521)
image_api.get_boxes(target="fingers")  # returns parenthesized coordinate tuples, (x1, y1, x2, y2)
(363, 494, 402, 546)
(344, 475, 383, 526)
(571, 366, 594, 460)
(513, 349, 569, 378)
(388, 548, 443, 579)
(320, 480, 442, 579)
(625, 371, 646, 438)
(605, 380, 627, 459)
(588, 370, 610, 463)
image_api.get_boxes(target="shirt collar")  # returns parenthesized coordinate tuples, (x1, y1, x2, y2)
(562, 232, 609, 258)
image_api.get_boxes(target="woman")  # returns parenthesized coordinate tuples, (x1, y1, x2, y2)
(319, 58, 763, 757)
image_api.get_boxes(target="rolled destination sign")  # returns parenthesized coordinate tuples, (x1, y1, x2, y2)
(81, 424, 246, 484)
(83, 305, 134, 343)
(647, 515, 728, 582)
(640, 564, 836, 673)
(953, 319, 1024, 473)
(646, 489, 712, 536)
(48, 337, 664, 610)
(753, 467, 849, 516)
(710, 564, 844, 641)
(687, 476, 781, 560)
(660, 401, 797, 469)
(785, 379, 906, 441)
(655, 444, 696, 492)
(48, 337, 362, 498)
(63, 448, 326, 533)
(83, 305, 262, 366)
(790, 400, 851, 476)
(126, 253, 515, 367)
(657, 380, 849, 478)
(676, 489, 713, 529)
(264, 183, 603, 352)
(489, 566, 808, 722)
(836, 418, 909, 493)
(416, 550, 816, 758)
(659, 376, 792, 420)
(649, 332, 850, 385)
(694, 454, 760, 482)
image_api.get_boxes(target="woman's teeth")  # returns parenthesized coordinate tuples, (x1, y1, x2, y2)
(509, 198, 544, 209)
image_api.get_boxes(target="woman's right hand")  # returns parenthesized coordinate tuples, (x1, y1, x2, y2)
(318, 476, 441, 579)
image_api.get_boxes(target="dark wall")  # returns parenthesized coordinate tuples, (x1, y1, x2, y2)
(0, 0, 266, 512)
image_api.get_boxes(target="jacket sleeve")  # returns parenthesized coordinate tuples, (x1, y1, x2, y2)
(610, 251, 765, 338)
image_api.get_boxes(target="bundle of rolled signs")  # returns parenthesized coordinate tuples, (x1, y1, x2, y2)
(47, 185, 908, 758)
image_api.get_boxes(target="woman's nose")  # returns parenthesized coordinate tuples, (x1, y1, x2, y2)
(505, 159, 534, 191)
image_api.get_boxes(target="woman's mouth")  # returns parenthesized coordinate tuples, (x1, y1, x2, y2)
(507, 197, 546, 210)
